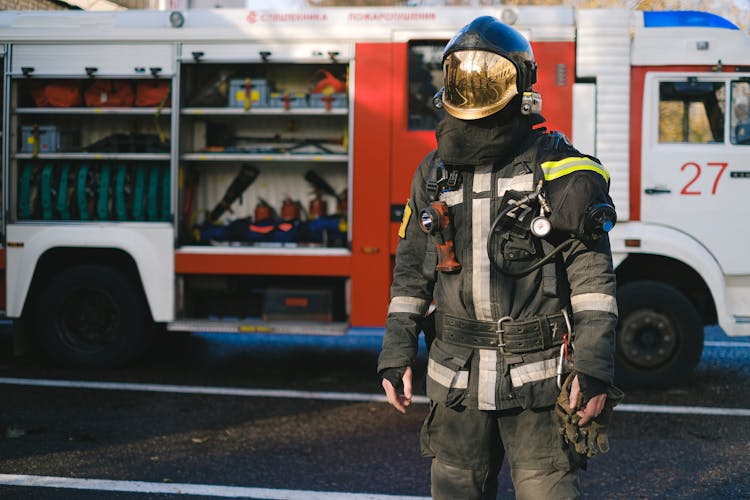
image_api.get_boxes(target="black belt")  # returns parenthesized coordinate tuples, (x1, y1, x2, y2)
(438, 312, 570, 354)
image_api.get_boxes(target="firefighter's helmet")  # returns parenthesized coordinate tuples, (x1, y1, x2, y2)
(441, 16, 538, 120)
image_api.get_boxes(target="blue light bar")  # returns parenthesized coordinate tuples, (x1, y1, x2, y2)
(644, 10, 739, 30)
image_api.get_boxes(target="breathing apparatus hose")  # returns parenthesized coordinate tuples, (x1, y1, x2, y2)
(486, 202, 572, 278)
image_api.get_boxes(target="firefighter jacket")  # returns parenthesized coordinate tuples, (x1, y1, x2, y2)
(378, 129, 618, 411)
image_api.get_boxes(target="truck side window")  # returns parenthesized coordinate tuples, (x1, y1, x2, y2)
(730, 80, 750, 145)
(408, 41, 445, 130)
(658, 80, 725, 144)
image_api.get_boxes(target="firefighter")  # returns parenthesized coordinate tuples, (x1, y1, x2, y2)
(378, 16, 621, 500)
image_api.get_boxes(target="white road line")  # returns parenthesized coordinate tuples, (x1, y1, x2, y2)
(616, 404, 750, 417)
(0, 376, 411, 404)
(2, 377, 750, 417)
(0, 474, 430, 499)
(704, 341, 750, 348)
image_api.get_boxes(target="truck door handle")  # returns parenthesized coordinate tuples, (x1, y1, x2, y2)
(644, 187, 672, 194)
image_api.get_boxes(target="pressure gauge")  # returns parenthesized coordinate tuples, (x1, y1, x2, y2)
(530, 216, 552, 238)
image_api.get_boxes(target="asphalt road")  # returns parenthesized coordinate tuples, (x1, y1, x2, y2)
(1, 326, 750, 499)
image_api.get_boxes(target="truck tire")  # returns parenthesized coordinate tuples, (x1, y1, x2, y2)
(34, 264, 151, 367)
(614, 280, 703, 388)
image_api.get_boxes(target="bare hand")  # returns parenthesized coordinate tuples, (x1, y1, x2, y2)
(382, 366, 413, 414)
(569, 374, 607, 426)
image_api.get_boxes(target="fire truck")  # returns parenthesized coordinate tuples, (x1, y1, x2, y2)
(0, 5, 748, 387)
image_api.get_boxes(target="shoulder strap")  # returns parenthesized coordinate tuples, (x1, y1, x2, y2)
(506, 129, 549, 185)
(426, 155, 443, 199)
(427, 155, 462, 201)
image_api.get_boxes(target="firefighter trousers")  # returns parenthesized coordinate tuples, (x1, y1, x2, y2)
(420, 402, 580, 500)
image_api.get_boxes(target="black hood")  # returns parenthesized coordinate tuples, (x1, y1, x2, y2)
(436, 101, 545, 169)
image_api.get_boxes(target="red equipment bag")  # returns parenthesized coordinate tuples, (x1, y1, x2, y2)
(84, 80, 135, 107)
(29, 81, 83, 107)
(310, 69, 346, 94)
(135, 80, 171, 107)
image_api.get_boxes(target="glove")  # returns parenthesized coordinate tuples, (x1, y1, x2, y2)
(576, 372, 607, 401)
(380, 367, 406, 396)
(555, 371, 625, 459)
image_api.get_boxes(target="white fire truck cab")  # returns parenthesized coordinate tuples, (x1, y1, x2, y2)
(0, 5, 748, 388)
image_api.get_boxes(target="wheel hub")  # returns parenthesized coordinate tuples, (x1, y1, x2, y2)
(618, 309, 678, 369)
(58, 287, 120, 352)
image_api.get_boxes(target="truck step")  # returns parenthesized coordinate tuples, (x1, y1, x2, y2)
(166, 319, 349, 336)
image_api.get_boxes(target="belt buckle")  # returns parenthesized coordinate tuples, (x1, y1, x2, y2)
(496, 316, 512, 352)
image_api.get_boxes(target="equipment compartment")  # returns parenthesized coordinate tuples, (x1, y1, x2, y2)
(178, 59, 351, 249)
(8, 75, 173, 224)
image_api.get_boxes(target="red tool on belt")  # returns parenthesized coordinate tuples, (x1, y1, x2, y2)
(419, 201, 461, 273)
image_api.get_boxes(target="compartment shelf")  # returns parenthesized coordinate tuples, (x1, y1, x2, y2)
(181, 152, 347, 162)
(182, 107, 346, 116)
(14, 107, 171, 115)
(178, 244, 350, 255)
(15, 153, 170, 161)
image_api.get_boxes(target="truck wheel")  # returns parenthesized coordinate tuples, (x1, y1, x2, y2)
(614, 281, 703, 388)
(34, 264, 151, 367)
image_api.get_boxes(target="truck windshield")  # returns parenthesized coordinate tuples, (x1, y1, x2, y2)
(659, 80, 725, 144)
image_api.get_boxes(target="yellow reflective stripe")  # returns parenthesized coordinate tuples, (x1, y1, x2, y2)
(540, 157, 610, 183)
(398, 201, 412, 239)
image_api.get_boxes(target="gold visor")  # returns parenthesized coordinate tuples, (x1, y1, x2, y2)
(442, 50, 518, 120)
